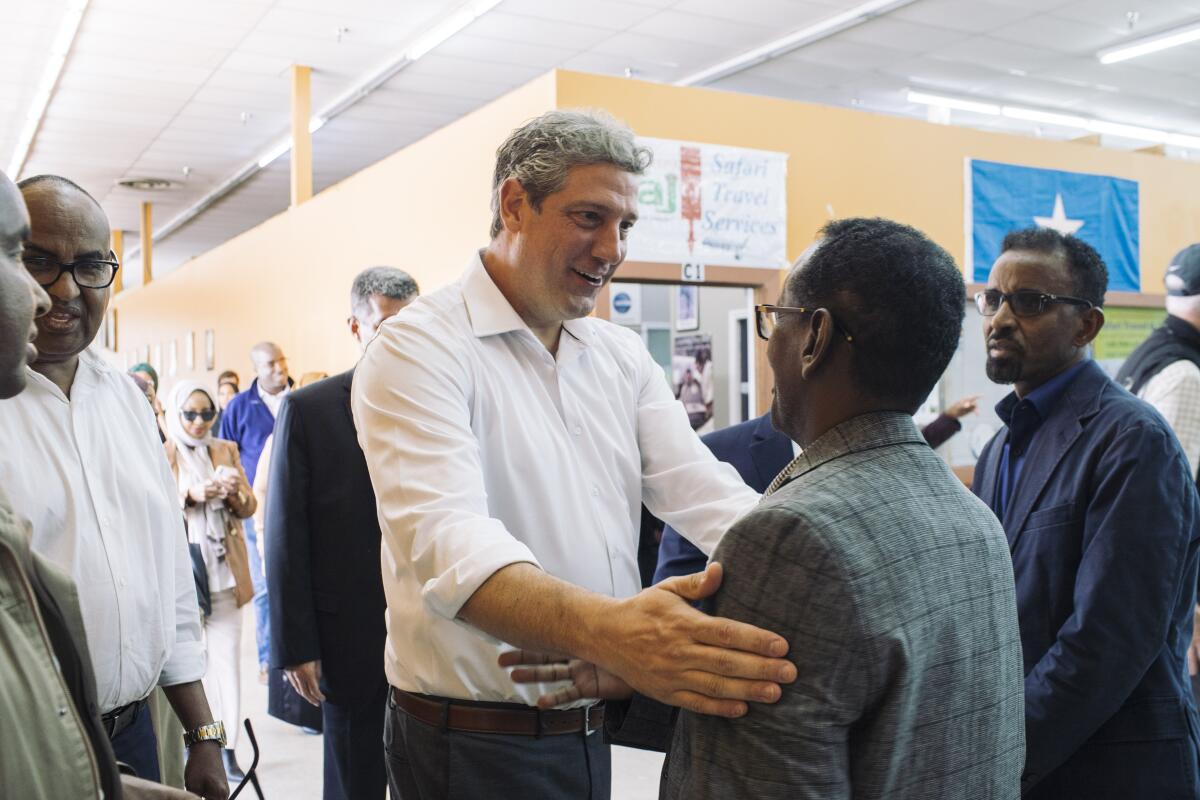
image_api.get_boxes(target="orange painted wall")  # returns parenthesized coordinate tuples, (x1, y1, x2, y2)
(114, 69, 1200, 386)
(111, 72, 557, 386)
(553, 70, 1200, 293)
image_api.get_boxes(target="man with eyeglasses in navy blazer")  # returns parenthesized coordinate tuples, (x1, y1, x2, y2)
(973, 227, 1200, 799)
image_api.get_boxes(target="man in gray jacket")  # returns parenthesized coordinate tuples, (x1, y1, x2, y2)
(663, 218, 1024, 798)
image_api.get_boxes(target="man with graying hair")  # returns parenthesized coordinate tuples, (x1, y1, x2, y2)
(0, 174, 227, 798)
(353, 109, 794, 797)
(219, 338, 292, 680)
(267, 266, 418, 800)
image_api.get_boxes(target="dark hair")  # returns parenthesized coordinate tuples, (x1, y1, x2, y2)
(217, 370, 239, 388)
(787, 217, 965, 410)
(350, 266, 419, 315)
(1000, 227, 1107, 307)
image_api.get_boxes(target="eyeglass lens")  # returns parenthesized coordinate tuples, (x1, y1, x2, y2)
(978, 290, 1045, 317)
(24, 257, 117, 289)
(182, 410, 216, 422)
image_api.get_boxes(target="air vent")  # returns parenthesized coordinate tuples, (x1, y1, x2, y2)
(117, 178, 174, 190)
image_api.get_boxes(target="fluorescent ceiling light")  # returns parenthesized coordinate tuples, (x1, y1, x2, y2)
(256, 138, 293, 169)
(1000, 106, 1089, 129)
(6, 0, 91, 177)
(126, 0, 502, 265)
(906, 90, 1000, 116)
(906, 89, 1200, 153)
(407, 0, 502, 61)
(676, 0, 916, 87)
(1098, 19, 1200, 64)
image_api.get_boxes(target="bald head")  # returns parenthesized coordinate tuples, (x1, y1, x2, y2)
(250, 340, 289, 394)
(18, 174, 113, 374)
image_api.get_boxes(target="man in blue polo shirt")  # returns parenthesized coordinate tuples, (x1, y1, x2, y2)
(973, 227, 1200, 799)
(219, 340, 292, 678)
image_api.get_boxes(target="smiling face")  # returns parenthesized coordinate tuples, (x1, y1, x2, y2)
(251, 343, 289, 394)
(180, 389, 216, 439)
(20, 181, 111, 365)
(0, 174, 50, 398)
(502, 162, 639, 328)
(983, 248, 1102, 395)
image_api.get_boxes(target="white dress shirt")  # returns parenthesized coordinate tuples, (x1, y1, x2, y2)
(256, 381, 288, 418)
(0, 348, 204, 711)
(352, 253, 760, 705)
(1140, 359, 1200, 476)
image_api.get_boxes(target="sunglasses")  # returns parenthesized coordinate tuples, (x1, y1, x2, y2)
(181, 409, 217, 422)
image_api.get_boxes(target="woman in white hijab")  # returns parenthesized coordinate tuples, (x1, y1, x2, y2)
(164, 380, 256, 782)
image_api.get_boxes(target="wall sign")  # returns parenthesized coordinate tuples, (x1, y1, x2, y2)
(629, 137, 788, 268)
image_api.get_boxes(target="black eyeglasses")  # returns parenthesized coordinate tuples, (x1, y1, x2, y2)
(754, 304, 854, 343)
(180, 409, 217, 422)
(975, 289, 1093, 318)
(23, 253, 120, 289)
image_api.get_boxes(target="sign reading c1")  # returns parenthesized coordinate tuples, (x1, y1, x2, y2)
(682, 262, 705, 282)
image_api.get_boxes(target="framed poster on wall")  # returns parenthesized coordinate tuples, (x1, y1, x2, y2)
(676, 285, 699, 331)
(204, 330, 215, 371)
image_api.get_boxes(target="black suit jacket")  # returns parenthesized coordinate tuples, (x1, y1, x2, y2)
(266, 368, 387, 706)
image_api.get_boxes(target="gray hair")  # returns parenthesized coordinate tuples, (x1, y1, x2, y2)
(489, 109, 652, 238)
(350, 266, 420, 314)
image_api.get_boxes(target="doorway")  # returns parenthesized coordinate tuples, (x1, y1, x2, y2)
(597, 262, 781, 433)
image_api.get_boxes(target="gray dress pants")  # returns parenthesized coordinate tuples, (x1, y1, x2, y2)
(383, 692, 611, 799)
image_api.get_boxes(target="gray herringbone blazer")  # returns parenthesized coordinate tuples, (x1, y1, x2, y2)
(662, 412, 1024, 799)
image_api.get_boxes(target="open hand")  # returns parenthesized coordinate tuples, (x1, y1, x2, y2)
(944, 395, 981, 419)
(285, 659, 325, 707)
(499, 650, 632, 708)
(589, 562, 795, 719)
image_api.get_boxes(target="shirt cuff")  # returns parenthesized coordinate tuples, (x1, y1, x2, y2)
(421, 537, 543, 624)
(157, 638, 207, 687)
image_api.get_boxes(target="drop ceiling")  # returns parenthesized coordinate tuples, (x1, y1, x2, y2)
(6, 0, 1200, 284)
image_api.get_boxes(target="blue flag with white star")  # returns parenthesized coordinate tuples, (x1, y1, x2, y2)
(968, 159, 1140, 292)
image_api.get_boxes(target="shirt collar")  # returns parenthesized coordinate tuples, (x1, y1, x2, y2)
(461, 251, 595, 349)
(463, 252, 529, 338)
(23, 347, 102, 404)
(995, 358, 1089, 427)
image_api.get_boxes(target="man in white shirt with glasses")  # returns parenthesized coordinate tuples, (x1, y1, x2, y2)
(0, 175, 227, 799)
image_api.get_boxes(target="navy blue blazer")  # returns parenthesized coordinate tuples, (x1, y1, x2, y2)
(265, 369, 387, 707)
(653, 413, 793, 583)
(973, 359, 1200, 799)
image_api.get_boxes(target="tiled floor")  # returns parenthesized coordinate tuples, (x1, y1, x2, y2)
(229, 611, 665, 798)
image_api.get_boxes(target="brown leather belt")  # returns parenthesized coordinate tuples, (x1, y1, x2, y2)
(391, 688, 604, 737)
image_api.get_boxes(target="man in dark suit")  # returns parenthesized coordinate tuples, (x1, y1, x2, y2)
(266, 267, 419, 800)
(972, 227, 1200, 799)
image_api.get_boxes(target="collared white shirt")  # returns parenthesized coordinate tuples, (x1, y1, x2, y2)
(352, 253, 760, 705)
(257, 381, 289, 418)
(1140, 359, 1200, 475)
(0, 348, 204, 711)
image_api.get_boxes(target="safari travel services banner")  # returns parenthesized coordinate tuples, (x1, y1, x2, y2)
(628, 137, 788, 268)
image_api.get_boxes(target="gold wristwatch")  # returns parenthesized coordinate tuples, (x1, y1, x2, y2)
(182, 720, 227, 748)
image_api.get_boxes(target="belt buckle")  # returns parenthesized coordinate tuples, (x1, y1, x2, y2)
(584, 701, 600, 736)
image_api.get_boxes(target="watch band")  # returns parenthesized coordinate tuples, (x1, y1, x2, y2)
(182, 720, 227, 748)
